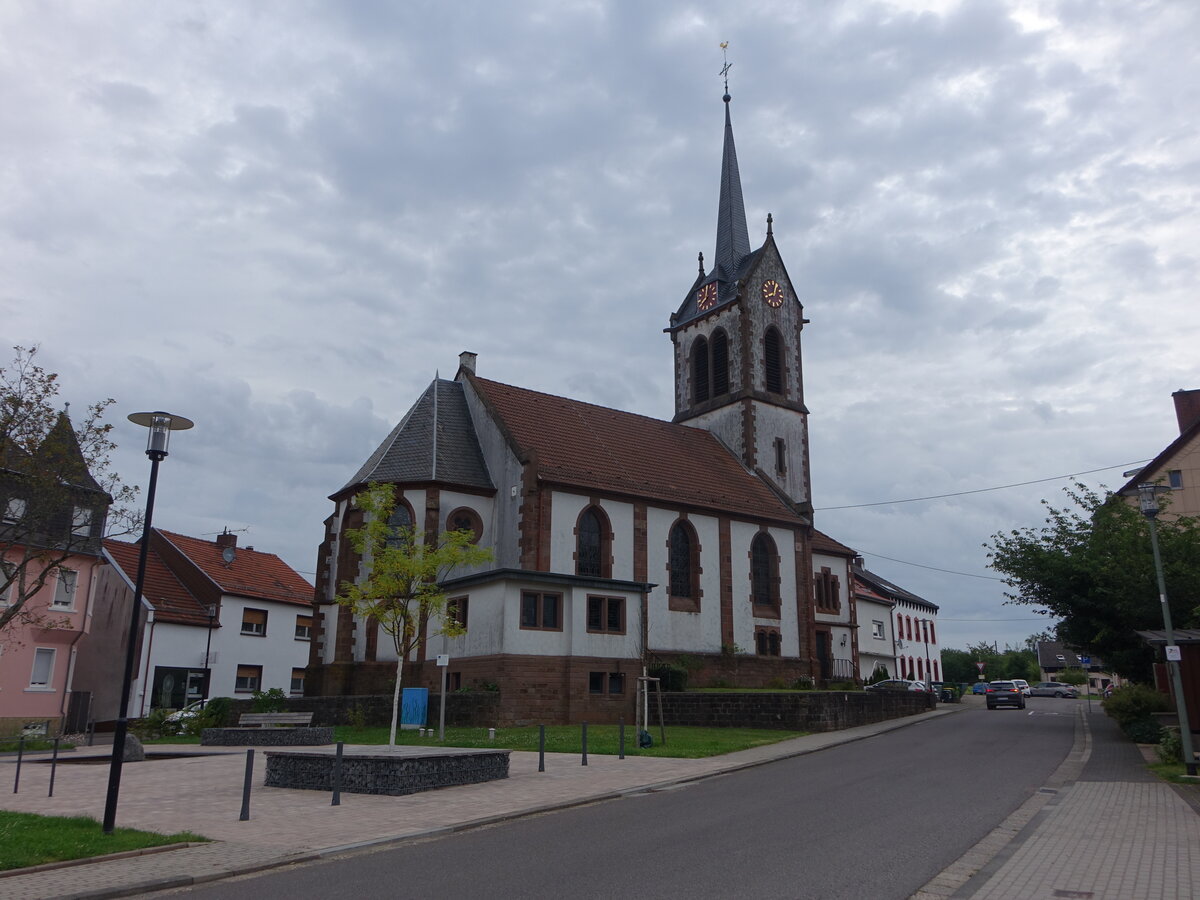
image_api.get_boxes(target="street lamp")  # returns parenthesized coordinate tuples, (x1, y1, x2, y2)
(1136, 483, 1197, 777)
(103, 411, 193, 833)
(203, 604, 217, 704)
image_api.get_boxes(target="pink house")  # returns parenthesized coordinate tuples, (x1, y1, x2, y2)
(0, 412, 110, 737)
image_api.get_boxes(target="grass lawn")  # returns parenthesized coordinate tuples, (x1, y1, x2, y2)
(0, 811, 207, 872)
(327, 724, 804, 758)
(0, 739, 74, 753)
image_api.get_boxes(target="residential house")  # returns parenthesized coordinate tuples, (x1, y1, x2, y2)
(0, 413, 110, 736)
(1035, 640, 1119, 694)
(1118, 388, 1200, 518)
(852, 569, 897, 682)
(308, 93, 862, 724)
(74, 528, 313, 723)
(854, 563, 941, 684)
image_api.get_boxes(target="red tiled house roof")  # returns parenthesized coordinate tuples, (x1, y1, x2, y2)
(154, 529, 312, 607)
(467, 374, 804, 524)
(104, 538, 211, 626)
(812, 529, 856, 557)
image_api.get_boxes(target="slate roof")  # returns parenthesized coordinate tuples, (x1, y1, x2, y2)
(1036, 640, 1108, 669)
(467, 374, 803, 524)
(104, 538, 212, 626)
(714, 96, 751, 281)
(155, 529, 313, 608)
(36, 412, 105, 493)
(852, 563, 938, 612)
(339, 379, 493, 496)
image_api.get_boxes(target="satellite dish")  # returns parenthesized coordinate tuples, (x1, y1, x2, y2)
(222, 546, 235, 565)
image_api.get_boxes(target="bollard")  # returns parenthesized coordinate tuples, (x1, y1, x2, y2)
(418, 728, 425, 737)
(619, 717, 625, 760)
(48, 738, 61, 798)
(13, 736, 25, 794)
(332, 742, 344, 807)
(581, 721, 588, 766)
(538, 724, 545, 773)
(239, 749, 254, 821)
(488, 727, 496, 741)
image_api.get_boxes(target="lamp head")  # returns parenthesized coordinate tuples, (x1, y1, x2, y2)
(1136, 483, 1167, 518)
(128, 411, 194, 459)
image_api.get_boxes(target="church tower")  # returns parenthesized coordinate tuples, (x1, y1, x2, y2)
(667, 90, 812, 516)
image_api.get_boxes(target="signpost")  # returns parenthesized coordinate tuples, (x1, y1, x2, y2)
(436, 654, 450, 741)
(1080, 656, 1093, 712)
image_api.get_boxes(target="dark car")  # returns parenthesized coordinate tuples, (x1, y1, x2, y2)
(986, 680, 1026, 710)
(1029, 681, 1078, 698)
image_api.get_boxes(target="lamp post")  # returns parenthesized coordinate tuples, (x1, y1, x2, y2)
(203, 604, 217, 704)
(1136, 483, 1197, 776)
(103, 411, 193, 833)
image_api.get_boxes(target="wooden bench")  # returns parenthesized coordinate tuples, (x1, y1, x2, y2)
(238, 712, 313, 728)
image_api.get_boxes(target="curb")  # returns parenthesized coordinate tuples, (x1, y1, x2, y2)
(0, 841, 206, 880)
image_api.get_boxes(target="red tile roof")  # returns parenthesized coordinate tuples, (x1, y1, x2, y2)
(155, 530, 313, 607)
(812, 528, 856, 557)
(104, 539, 211, 626)
(468, 375, 803, 523)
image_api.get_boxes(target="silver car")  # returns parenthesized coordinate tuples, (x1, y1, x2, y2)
(1029, 681, 1078, 698)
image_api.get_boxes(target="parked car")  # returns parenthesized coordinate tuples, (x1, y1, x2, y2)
(986, 680, 1026, 710)
(865, 679, 926, 692)
(971, 682, 987, 695)
(1010, 679, 1032, 696)
(164, 700, 207, 725)
(1030, 682, 1078, 698)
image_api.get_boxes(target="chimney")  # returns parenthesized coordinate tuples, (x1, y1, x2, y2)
(1172, 389, 1200, 434)
(458, 351, 477, 374)
(215, 530, 237, 550)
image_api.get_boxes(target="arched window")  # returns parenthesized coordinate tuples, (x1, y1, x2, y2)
(712, 330, 729, 396)
(668, 521, 698, 603)
(750, 533, 778, 608)
(447, 506, 483, 543)
(764, 327, 784, 395)
(692, 337, 710, 404)
(576, 505, 610, 578)
(385, 501, 414, 549)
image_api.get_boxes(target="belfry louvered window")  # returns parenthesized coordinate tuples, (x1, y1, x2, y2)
(764, 327, 784, 394)
(577, 507, 603, 577)
(692, 338, 710, 404)
(712, 330, 729, 396)
(669, 522, 694, 598)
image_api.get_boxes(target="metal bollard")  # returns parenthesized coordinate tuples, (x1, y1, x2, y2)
(619, 717, 625, 760)
(581, 722, 588, 766)
(13, 736, 26, 794)
(239, 749, 254, 821)
(332, 742, 344, 806)
(48, 738, 61, 798)
(538, 724, 545, 773)
(488, 727, 496, 741)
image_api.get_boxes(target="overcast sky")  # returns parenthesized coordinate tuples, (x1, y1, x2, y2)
(4, 1, 1197, 653)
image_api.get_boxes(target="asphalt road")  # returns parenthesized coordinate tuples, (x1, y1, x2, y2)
(159, 699, 1079, 900)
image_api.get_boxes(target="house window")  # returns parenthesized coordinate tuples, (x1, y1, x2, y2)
(3, 497, 26, 523)
(447, 596, 469, 630)
(520, 592, 561, 630)
(774, 438, 787, 476)
(712, 330, 729, 396)
(589, 671, 625, 695)
(750, 533, 779, 609)
(52, 569, 77, 609)
(906, 616, 913, 641)
(576, 506, 609, 578)
(587, 596, 625, 634)
(814, 567, 840, 612)
(295, 615, 313, 641)
(71, 506, 93, 538)
(235, 665, 262, 692)
(1169, 470, 1183, 489)
(872, 620, 885, 640)
(447, 507, 483, 543)
(755, 627, 782, 656)
(933, 661, 940, 681)
(764, 327, 784, 395)
(290, 667, 305, 694)
(668, 521, 699, 605)
(29, 648, 55, 688)
(929, 621, 937, 643)
(241, 608, 268, 636)
(692, 337, 711, 404)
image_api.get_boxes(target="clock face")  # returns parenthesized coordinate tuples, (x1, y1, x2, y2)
(696, 283, 718, 311)
(761, 279, 785, 308)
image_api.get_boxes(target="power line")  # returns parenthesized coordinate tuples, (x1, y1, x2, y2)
(857, 549, 1006, 581)
(816, 459, 1150, 511)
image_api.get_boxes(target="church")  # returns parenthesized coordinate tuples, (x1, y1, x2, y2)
(306, 90, 863, 725)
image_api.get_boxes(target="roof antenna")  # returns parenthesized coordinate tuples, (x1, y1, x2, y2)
(720, 41, 731, 103)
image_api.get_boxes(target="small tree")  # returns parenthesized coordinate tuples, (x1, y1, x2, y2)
(338, 482, 492, 745)
(1058, 667, 1087, 687)
(1, 346, 138, 639)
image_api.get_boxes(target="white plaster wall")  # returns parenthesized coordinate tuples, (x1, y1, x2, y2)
(729, 522, 800, 657)
(813, 551, 854, 673)
(439, 489, 496, 579)
(856, 597, 897, 680)
(460, 377, 525, 569)
(548, 492, 634, 580)
(645, 507, 722, 652)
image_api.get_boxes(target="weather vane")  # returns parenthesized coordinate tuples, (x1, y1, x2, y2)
(720, 41, 731, 98)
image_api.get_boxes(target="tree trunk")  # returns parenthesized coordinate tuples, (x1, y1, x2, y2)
(389, 652, 404, 746)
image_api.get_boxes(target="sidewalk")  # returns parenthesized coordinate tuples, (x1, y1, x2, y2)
(1, 701, 1196, 899)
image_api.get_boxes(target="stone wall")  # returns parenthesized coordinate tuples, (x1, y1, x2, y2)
(657, 690, 931, 731)
(264, 748, 510, 796)
(200, 726, 334, 746)
(226, 692, 501, 728)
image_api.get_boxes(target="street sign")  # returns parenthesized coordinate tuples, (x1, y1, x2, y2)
(1166, 646, 1182, 662)
(975, 662, 985, 673)
(436, 654, 450, 667)
(1079, 656, 1091, 664)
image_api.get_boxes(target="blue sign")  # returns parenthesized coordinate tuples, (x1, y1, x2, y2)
(1079, 656, 1091, 665)
(400, 687, 428, 730)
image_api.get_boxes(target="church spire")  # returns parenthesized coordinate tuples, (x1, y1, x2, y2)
(714, 63, 750, 279)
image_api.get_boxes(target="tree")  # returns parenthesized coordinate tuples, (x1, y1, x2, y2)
(987, 482, 1200, 681)
(940, 648, 980, 685)
(337, 482, 493, 745)
(0, 346, 137, 638)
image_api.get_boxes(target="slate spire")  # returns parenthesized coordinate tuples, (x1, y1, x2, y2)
(714, 92, 750, 279)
